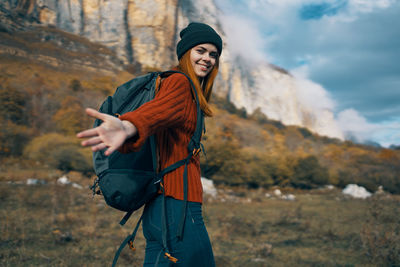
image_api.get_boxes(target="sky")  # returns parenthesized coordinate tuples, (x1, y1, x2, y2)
(215, 0, 400, 147)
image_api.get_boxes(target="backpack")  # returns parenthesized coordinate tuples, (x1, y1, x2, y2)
(90, 70, 204, 266)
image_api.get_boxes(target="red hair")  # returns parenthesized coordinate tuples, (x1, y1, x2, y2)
(177, 49, 219, 117)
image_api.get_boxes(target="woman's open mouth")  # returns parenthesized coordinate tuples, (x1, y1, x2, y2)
(198, 64, 209, 71)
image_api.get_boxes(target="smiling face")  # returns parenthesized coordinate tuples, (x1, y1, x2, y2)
(190, 43, 219, 79)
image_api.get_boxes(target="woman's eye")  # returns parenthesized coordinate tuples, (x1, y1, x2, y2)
(210, 53, 218, 58)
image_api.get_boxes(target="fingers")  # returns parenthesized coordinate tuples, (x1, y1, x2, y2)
(91, 143, 108, 152)
(81, 136, 102, 147)
(77, 108, 120, 156)
(104, 146, 116, 156)
(86, 108, 109, 121)
(76, 128, 98, 138)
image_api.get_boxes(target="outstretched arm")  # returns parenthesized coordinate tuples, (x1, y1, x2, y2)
(117, 73, 192, 152)
(76, 108, 137, 156)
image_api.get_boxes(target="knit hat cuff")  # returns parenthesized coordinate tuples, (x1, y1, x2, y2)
(176, 26, 223, 59)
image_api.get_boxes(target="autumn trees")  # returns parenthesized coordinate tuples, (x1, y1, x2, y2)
(1, 62, 399, 193)
(0, 60, 113, 174)
(201, 96, 400, 193)
(0, 85, 31, 156)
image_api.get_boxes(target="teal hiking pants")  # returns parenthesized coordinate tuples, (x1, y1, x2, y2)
(142, 195, 215, 266)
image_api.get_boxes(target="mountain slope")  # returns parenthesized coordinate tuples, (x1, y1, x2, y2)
(0, 22, 399, 194)
(1, 0, 343, 139)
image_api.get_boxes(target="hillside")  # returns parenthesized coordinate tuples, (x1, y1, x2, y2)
(204, 95, 400, 193)
(0, 23, 134, 162)
(0, 0, 345, 139)
(0, 22, 399, 194)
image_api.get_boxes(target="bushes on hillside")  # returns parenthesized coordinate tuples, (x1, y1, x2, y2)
(24, 133, 92, 173)
(0, 86, 27, 124)
(241, 150, 275, 188)
(202, 139, 288, 188)
(0, 119, 32, 156)
(201, 140, 245, 185)
(2, 67, 399, 193)
(291, 155, 329, 189)
(49, 145, 92, 173)
(0, 86, 32, 156)
(201, 133, 400, 194)
(52, 96, 87, 135)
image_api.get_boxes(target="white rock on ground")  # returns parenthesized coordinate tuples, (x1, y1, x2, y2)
(57, 175, 71, 185)
(56, 175, 83, 189)
(72, 183, 83, 189)
(273, 189, 282, 196)
(375, 185, 385, 194)
(26, 178, 46, 185)
(201, 177, 217, 198)
(282, 194, 296, 201)
(342, 184, 372, 199)
(325, 185, 335, 190)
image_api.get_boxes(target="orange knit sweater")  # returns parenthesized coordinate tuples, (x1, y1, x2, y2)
(118, 73, 203, 203)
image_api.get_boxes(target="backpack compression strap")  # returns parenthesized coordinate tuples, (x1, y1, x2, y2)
(159, 69, 204, 230)
(112, 213, 143, 267)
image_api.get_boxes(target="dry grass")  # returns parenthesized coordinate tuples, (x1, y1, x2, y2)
(0, 180, 145, 267)
(1, 172, 399, 267)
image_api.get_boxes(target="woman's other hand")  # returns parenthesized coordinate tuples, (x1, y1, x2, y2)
(76, 108, 137, 156)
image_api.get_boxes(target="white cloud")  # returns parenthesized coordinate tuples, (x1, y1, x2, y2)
(337, 109, 378, 140)
(337, 109, 400, 146)
(219, 14, 270, 63)
(325, 0, 396, 22)
(372, 119, 400, 147)
(348, 0, 394, 13)
(292, 65, 336, 111)
(290, 75, 400, 146)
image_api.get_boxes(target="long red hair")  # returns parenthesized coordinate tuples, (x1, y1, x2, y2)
(177, 49, 219, 117)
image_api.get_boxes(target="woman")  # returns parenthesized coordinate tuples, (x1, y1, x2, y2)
(77, 22, 222, 266)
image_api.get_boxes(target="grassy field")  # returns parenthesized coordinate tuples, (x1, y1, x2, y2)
(1, 170, 399, 267)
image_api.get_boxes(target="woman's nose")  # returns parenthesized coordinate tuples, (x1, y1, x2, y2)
(202, 53, 211, 62)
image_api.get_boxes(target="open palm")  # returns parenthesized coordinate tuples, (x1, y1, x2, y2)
(77, 108, 136, 156)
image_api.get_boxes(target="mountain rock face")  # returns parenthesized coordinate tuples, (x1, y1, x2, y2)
(2, 0, 343, 139)
(227, 61, 344, 138)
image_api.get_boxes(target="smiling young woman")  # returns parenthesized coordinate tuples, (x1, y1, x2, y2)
(78, 22, 222, 266)
(190, 44, 218, 78)
(177, 43, 220, 117)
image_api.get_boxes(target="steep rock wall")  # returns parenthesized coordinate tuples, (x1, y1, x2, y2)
(1, 0, 343, 139)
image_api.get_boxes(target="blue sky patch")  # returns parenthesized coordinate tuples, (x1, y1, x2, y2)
(299, 1, 347, 20)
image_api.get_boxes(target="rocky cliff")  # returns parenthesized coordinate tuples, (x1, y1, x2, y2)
(1, 0, 343, 139)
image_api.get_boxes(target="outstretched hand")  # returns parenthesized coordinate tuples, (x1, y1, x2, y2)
(76, 108, 137, 156)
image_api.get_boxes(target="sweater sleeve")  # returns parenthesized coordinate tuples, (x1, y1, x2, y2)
(118, 73, 193, 153)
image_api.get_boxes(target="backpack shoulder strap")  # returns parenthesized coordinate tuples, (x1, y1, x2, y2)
(159, 70, 204, 153)
(157, 70, 205, 247)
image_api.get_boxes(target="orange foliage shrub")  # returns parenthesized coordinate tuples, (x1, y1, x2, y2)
(0, 119, 32, 156)
(52, 96, 86, 135)
(23, 133, 92, 173)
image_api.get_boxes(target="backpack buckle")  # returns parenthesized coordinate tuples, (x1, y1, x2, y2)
(128, 240, 136, 251)
(90, 177, 101, 197)
(164, 252, 178, 263)
(192, 148, 201, 156)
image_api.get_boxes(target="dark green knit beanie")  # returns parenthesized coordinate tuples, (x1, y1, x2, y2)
(176, 22, 223, 60)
